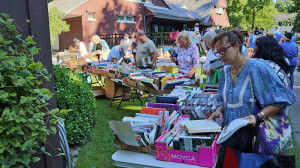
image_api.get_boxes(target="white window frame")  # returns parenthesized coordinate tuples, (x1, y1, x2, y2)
(216, 7, 223, 15)
(117, 15, 136, 23)
(87, 12, 96, 21)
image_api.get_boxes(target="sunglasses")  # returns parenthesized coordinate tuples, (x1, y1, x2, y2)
(214, 45, 232, 57)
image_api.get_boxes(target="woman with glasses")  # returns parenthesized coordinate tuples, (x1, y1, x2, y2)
(171, 31, 199, 79)
(208, 31, 295, 162)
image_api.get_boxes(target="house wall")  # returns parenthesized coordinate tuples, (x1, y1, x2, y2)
(208, 7, 230, 27)
(59, 16, 83, 51)
(69, 0, 145, 47)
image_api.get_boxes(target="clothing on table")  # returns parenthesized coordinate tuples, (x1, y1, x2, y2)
(274, 31, 282, 42)
(175, 43, 199, 75)
(169, 32, 179, 41)
(78, 42, 88, 57)
(107, 46, 125, 64)
(242, 45, 247, 57)
(280, 41, 298, 66)
(136, 39, 157, 67)
(248, 34, 256, 49)
(217, 58, 295, 127)
(203, 49, 219, 69)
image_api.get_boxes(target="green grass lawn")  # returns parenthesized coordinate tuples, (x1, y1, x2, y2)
(75, 95, 154, 168)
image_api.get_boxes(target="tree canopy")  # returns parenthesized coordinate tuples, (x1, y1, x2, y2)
(289, 0, 300, 33)
(48, 7, 70, 45)
(227, 0, 277, 30)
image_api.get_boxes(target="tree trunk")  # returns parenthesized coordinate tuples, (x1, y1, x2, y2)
(252, 8, 255, 30)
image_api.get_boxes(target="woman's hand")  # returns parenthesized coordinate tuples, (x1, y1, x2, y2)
(171, 57, 177, 62)
(243, 115, 257, 127)
(208, 109, 223, 121)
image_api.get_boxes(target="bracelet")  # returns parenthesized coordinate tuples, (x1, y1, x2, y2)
(254, 114, 260, 126)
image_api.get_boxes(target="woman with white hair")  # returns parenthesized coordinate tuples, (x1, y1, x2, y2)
(171, 31, 199, 79)
(203, 31, 218, 75)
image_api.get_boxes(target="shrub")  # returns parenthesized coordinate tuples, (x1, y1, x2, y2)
(0, 13, 59, 167)
(53, 65, 97, 145)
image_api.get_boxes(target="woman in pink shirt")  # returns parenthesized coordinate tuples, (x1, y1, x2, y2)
(171, 31, 199, 79)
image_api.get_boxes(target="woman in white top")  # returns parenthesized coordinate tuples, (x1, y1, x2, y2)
(203, 31, 218, 76)
(73, 38, 88, 58)
(120, 33, 132, 47)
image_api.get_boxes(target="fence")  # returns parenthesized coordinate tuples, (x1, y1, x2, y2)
(99, 31, 250, 48)
(99, 32, 174, 48)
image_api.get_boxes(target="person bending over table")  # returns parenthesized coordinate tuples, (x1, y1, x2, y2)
(208, 31, 295, 165)
(107, 44, 128, 64)
(130, 30, 157, 70)
(72, 38, 88, 59)
(171, 31, 199, 79)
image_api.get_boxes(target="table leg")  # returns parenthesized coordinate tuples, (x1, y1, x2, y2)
(135, 89, 143, 106)
(117, 85, 126, 110)
(110, 81, 118, 107)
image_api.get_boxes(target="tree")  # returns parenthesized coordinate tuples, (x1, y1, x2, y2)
(227, 0, 277, 30)
(289, 0, 300, 32)
(275, 0, 293, 12)
(48, 7, 70, 45)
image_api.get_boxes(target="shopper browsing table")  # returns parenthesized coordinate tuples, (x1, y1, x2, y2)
(107, 44, 128, 64)
(131, 30, 157, 70)
(72, 38, 88, 59)
(208, 31, 295, 157)
(171, 31, 199, 79)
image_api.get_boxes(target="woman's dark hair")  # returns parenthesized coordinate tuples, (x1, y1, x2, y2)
(253, 36, 290, 73)
(211, 30, 244, 52)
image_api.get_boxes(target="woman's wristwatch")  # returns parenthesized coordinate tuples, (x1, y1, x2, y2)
(260, 111, 267, 121)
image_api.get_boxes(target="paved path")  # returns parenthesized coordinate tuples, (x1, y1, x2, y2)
(289, 71, 300, 143)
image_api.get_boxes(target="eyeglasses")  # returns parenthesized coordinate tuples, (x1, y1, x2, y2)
(214, 45, 232, 57)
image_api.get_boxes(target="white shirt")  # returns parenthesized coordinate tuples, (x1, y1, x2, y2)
(79, 42, 88, 57)
(194, 34, 201, 44)
(203, 49, 219, 69)
(194, 27, 199, 32)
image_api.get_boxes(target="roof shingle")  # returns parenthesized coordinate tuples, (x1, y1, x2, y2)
(48, 0, 88, 14)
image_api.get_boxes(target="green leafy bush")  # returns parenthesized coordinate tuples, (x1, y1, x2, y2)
(0, 13, 59, 167)
(53, 65, 96, 145)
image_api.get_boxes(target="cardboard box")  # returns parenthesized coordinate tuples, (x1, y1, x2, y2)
(66, 61, 77, 70)
(123, 77, 138, 88)
(139, 85, 172, 95)
(92, 86, 106, 97)
(155, 135, 219, 167)
(114, 136, 156, 155)
(104, 78, 123, 99)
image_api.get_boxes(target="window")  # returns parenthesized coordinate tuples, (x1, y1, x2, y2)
(278, 22, 282, 26)
(216, 7, 223, 15)
(88, 12, 96, 21)
(117, 15, 135, 23)
(144, 0, 152, 3)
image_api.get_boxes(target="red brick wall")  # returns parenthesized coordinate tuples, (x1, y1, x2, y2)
(69, 0, 145, 47)
(59, 16, 83, 51)
(208, 7, 230, 27)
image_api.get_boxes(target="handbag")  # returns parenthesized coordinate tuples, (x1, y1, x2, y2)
(249, 77, 293, 155)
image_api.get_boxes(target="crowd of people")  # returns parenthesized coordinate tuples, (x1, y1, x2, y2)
(69, 23, 298, 166)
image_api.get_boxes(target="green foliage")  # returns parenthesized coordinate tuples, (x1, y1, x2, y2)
(48, 7, 70, 45)
(227, 0, 277, 30)
(53, 66, 97, 145)
(289, 0, 300, 33)
(0, 13, 59, 167)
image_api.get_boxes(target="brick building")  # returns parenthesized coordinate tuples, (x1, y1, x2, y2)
(49, 0, 230, 51)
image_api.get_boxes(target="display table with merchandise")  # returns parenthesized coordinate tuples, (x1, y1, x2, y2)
(112, 150, 208, 168)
